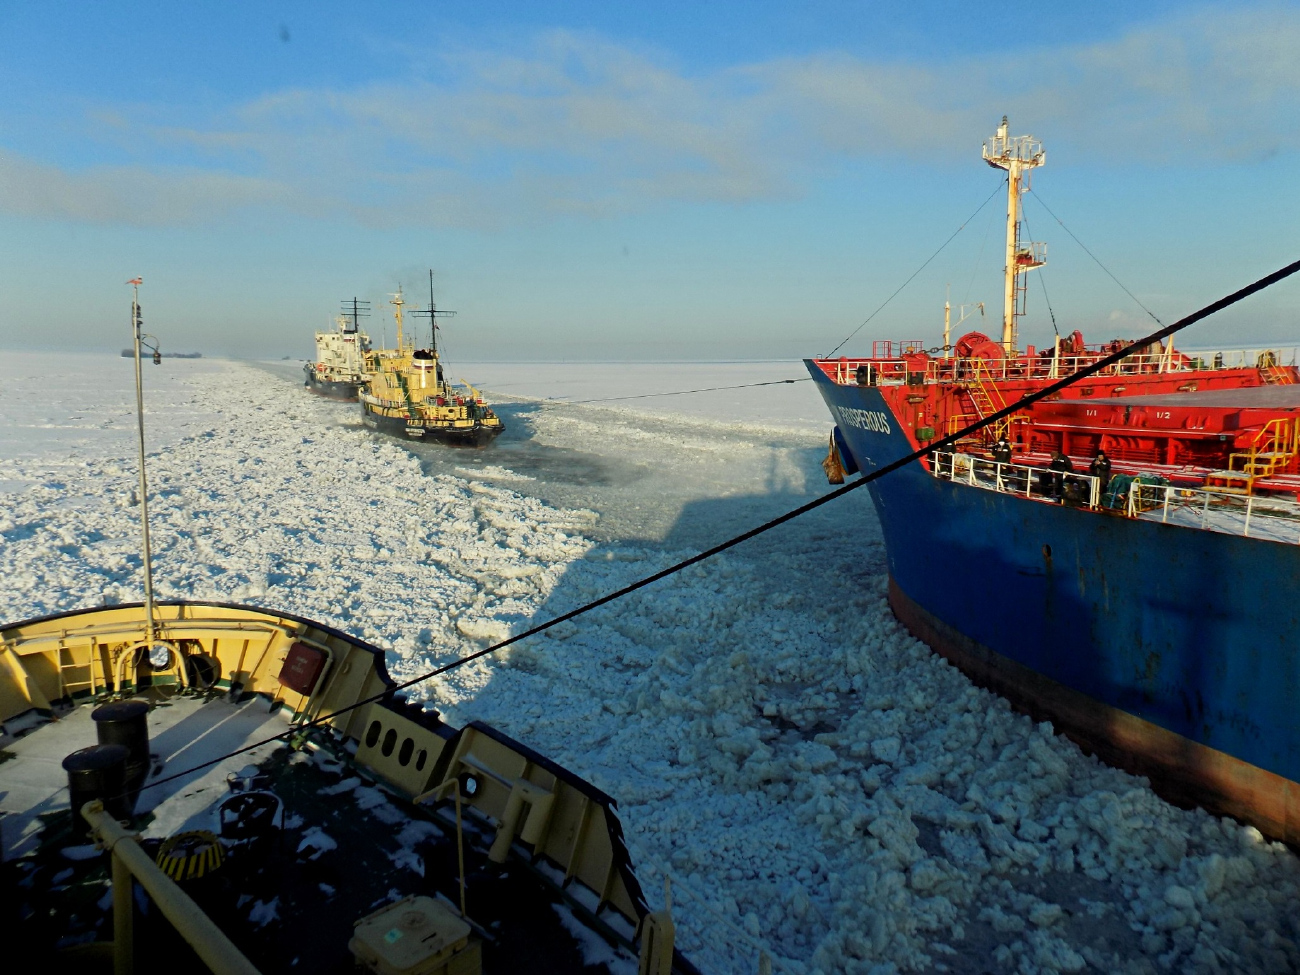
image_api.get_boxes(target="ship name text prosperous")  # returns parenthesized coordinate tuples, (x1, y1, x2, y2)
(832, 405, 892, 435)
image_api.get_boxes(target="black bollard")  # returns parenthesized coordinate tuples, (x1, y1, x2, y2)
(92, 699, 151, 814)
(63, 744, 131, 827)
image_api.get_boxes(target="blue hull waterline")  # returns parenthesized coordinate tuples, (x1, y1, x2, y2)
(807, 361, 1300, 842)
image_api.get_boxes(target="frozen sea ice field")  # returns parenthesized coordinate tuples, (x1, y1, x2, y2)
(1, 352, 1298, 975)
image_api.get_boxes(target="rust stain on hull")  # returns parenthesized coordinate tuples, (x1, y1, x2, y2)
(889, 576, 1300, 849)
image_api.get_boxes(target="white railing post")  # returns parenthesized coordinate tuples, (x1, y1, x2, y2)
(1244, 495, 1254, 537)
(1162, 485, 1171, 523)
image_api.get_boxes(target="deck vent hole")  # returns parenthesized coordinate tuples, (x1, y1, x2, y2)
(365, 721, 381, 748)
(398, 737, 414, 767)
(415, 749, 427, 772)
(381, 728, 397, 757)
(1042, 544, 1052, 559)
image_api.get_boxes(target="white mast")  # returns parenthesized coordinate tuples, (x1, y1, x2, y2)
(982, 116, 1046, 353)
(390, 287, 406, 351)
(128, 278, 157, 646)
(943, 285, 984, 359)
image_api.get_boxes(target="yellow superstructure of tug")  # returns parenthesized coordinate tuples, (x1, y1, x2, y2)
(359, 284, 504, 445)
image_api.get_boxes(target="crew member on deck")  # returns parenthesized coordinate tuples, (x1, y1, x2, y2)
(992, 437, 1012, 466)
(1088, 450, 1112, 493)
(1048, 450, 1073, 499)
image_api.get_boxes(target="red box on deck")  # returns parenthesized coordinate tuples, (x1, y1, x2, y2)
(278, 642, 327, 695)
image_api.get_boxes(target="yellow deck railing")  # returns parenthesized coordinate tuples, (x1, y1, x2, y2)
(965, 359, 1011, 440)
(80, 800, 262, 975)
(1228, 418, 1300, 485)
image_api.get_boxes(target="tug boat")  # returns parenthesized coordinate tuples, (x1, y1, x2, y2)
(304, 299, 373, 401)
(360, 286, 504, 446)
(0, 284, 689, 974)
(809, 118, 1300, 846)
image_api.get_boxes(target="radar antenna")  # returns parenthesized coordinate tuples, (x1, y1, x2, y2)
(339, 297, 371, 335)
(409, 269, 456, 354)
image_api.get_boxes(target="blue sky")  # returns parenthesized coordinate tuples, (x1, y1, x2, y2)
(1, 2, 1297, 359)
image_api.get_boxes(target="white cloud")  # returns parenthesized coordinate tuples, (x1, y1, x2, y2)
(0, 149, 288, 225)
(3, 7, 1298, 228)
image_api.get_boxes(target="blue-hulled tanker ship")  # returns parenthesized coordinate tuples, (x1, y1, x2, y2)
(809, 118, 1300, 845)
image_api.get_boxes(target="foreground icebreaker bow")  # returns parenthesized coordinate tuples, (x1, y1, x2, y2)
(809, 117, 1300, 846)
(0, 600, 691, 972)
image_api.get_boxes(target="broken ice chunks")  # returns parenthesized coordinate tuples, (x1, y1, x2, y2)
(866, 809, 923, 868)
(455, 617, 511, 644)
(907, 858, 945, 892)
(869, 736, 901, 764)
(977, 815, 1039, 867)
(791, 742, 837, 774)
(939, 828, 990, 875)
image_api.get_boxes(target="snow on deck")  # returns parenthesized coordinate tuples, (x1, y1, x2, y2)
(1, 354, 1298, 974)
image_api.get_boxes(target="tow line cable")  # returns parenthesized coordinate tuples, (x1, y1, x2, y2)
(824, 179, 1005, 360)
(137, 258, 1300, 795)
(1032, 192, 1165, 329)
(556, 377, 810, 405)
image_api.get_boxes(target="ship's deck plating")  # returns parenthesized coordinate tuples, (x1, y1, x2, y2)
(1, 694, 641, 973)
(1090, 385, 1300, 409)
(0, 693, 290, 860)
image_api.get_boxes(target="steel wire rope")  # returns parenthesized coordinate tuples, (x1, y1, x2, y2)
(824, 180, 1005, 359)
(1030, 192, 1163, 328)
(960, 189, 1001, 307)
(556, 377, 810, 405)
(133, 257, 1300, 796)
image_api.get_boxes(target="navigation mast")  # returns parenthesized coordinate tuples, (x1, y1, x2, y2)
(982, 116, 1046, 353)
(409, 269, 456, 354)
(127, 277, 160, 646)
(389, 288, 408, 351)
(340, 297, 370, 336)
